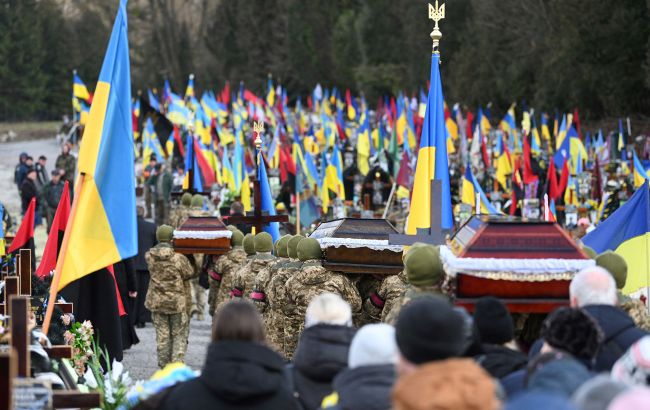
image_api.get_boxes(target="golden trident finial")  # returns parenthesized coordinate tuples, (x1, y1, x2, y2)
(253, 121, 264, 150)
(428, 0, 445, 54)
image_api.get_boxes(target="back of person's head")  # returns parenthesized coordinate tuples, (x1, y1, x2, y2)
(505, 391, 576, 410)
(297, 237, 322, 261)
(275, 234, 291, 257)
(474, 296, 514, 345)
(395, 295, 464, 367)
(230, 201, 244, 215)
(212, 300, 265, 343)
(404, 244, 444, 288)
(595, 251, 628, 290)
(569, 266, 617, 307)
(190, 194, 203, 208)
(230, 230, 244, 247)
(571, 374, 628, 410)
(541, 307, 603, 365)
(180, 192, 192, 207)
(348, 324, 397, 369)
(608, 387, 650, 410)
(611, 336, 650, 386)
(156, 225, 174, 242)
(305, 292, 352, 328)
(253, 232, 273, 253)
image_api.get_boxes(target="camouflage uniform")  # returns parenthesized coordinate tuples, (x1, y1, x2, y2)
(252, 258, 286, 348)
(355, 275, 384, 326)
(620, 295, 650, 332)
(208, 247, 247, 316)
(284, 257, 362, 359)
(169, 193, 193, 229)
(383, 284, 444, 325)
(237, 254, 275, 301)
(268, 260, 302, 354)
(188, 202, 211, 319)
(362, 270, 408, 324)
(145, 238, 194, 368)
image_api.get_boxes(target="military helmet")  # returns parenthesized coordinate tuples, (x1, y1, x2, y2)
(405, 244, 444, 287)
(288, 235, 305, 259)
(190, 194, 203, 208)
(242, 233, 256, 255)
(402, 242, 430, 263)
(226, 225, 238, 232)
(297, 237, 322, 261)
(156, 225, 174, 243)
(596, 251, 628, 289)
(181, 192, 192, 207)
(254, 232, 274, 253)
(581, 245, 597, 259)
(275, 235, 292, 258)
(231, 230, 244, 247)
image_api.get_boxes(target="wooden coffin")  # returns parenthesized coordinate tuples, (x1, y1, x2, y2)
(446, 215, 594, 313)
(173, 216, 232, 255)
(309, 218, 403, 275)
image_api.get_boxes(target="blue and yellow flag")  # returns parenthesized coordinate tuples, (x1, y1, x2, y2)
(405, 51, 453, 234)
(73, 71, 91, 101)
(461, 166, 500, 215)
(57, 0, 136, 291)
(633, 151, 650, 188)
(583, 182, 650, 296)
(258, 152, 281, 242)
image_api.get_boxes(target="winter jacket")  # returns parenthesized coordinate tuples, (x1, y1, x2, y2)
(135, 216, 157, 271)
(161, 341, 299, 410)
(292, 324, 356, 410)
(475, 344, 527, 379)
(145, 243, 194, 314)
(323, 364, 395, 410)
(20, 178, 38, 212)
(583, 304, 648, 371)
(55, 153, 76, 183)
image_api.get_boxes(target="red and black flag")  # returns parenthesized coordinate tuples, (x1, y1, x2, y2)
(36, 181, 70, 278)
(8, 197, 36, 270)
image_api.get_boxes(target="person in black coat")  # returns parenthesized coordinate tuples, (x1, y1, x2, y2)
(133, 206, 157, 327)
(160, 300, 299, 410)
(114, 258, 139, 350)
(292, 293, 356, 410)
(20, 167, 39, 213)
(570, 266, 648, 371)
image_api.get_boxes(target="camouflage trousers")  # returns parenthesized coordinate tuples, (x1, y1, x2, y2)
(283, 312, 304, 360)
(208, 277, 220, 316)
(151, 312, 189, 368)
(191, 278, 206, 318)
(154, 200, 169, 226)
(266, 310, 285, 354)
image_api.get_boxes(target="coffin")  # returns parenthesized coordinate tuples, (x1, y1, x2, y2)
(173, 216, 232, 255)
(309, 218, 403, 275)
(444, 215, 595, 313)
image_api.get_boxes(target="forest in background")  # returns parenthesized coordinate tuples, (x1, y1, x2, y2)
(0, 0, 648, 123)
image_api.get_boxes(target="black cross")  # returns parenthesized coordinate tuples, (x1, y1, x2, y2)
(225, 175, 288, 234)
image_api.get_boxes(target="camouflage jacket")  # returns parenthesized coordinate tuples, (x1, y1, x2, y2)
(168, 206, 190, 229)
(620, 297, 650, 332)
(268, 260, 303, 315)
(212, 248, 247, 305)
(145, 243, 195, 314)
(252, 258, 289, 313)
(232, 253, 275, 301)
(383, 283, 443, 325)
(356, 275, 384, 326)
(362, 271, 408, 324)
(285, 260, 362, 320)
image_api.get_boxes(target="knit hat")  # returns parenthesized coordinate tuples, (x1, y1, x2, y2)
(348, 324, 397, 369)
(541, 307, 603, 363)
(611, 336, 650, 386)
(529, 358, 592, 397)
(571, 375, 629, 410)
(297, 237, 322, 261)
(395, 295, 464, 364)
(404, 245, 444, 287)
(190, 194, 203, 208)
(275, 235, 291, 258)
(156, 225, 174, 242)
(473, 296, 514, 345)
(230, 230, 244, 247)
(608, 388, 650, 410)
(288, 235, 304, 259)
(254, 232, 273, 253)
(242, 234, 255, 255)
(596, 251, 628, 289)
(181, 192, 192, 207)
(505, 392, 576, 410)
(581, 245, 597, 259)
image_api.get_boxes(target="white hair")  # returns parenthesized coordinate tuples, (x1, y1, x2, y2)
(570, 266, 618, 307)
(305, 292, 352, 328)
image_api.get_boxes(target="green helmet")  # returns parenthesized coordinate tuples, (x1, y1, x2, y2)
(402, 242, 430, 263)
(254, 232, 274, 253)
(156, 225, 174, 242)
(297, 237, 322, 261)
(181, 192, 192, 207)
(243, 234, 256, 255)
(231, 230, 244, 247)
(405, 245, 444, 287)
(275, 235, 292, 258)
(581, 245, 597, 259)
(226, 225, 238, 232)
(596, 250, 628, 289)
(191, 194, 203, 208)
(288, 235, 305, 259)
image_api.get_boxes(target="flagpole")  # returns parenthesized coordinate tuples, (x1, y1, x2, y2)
(382, 182, 397, 219)
(296, 191, 301, 235)
(42, 174, 85, 335)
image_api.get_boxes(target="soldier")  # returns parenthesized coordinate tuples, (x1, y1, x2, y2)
(383, 244, 446, 325)
(55, 142, 76, 187)
(224, 233, 257, 304)
(236, 232, 275, 302)
(284, 237, 362, 359)
(147, 163, 173, 226)
(188, 194, 210, 320)
(169, 192, 193, 229)
(251, 234, 292, 349)
(208, 229, 246, 316)
(277, 235, 304, 357)
(355, 274, 384, 326)
(597, 251, 650, 331)
(145, 225, 194, 368)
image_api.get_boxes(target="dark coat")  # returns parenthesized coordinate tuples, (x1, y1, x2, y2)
(327, 364, 395, 410)
(135, 216, 157, 271)
(161, 341, 299, 410)
(114, 258, 139, 350)
(293, 324, 356, 410)
(583, 304, 648, 371)
(475, 344, 528, 379)
(20, 178, 38, 212)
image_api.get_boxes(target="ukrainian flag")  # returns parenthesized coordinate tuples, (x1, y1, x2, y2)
(461, 166, 500, 215)
(633, 151, 650, 188)
(583, 181, 650, 296)
(57, 0, 136, 291)
(405, 51, 453, 234)
(185, 74, 195, 99)
(0, 204, 5, 256)
(73, 71, 91, 101)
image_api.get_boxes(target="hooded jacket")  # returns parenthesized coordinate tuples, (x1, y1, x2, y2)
(325, 364, 395, 410)
(475, 344, 527, 379)
(583, 304, 648, 371)
(161, 341, 299, 410)
(293, 324, 356, 410)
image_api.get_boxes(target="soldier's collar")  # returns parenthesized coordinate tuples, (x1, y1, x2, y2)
(159, 242, 173, 248)
(256, 252, 274, 260)
(232, 245, 243, 250)
(301, 259, 322, 267)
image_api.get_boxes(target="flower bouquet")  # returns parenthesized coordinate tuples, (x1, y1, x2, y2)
(84, 341, 133, 410)
(63, 320, 94, 380)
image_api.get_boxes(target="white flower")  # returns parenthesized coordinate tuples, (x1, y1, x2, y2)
(111, 360, 124, 383)
(84, 368, 98, 389)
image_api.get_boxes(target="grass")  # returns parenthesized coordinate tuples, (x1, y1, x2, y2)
(0, 121, 60, 140)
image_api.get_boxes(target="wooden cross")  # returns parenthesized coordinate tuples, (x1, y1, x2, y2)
(225, 176, 288, 234)
(389, 179, 451, 246)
